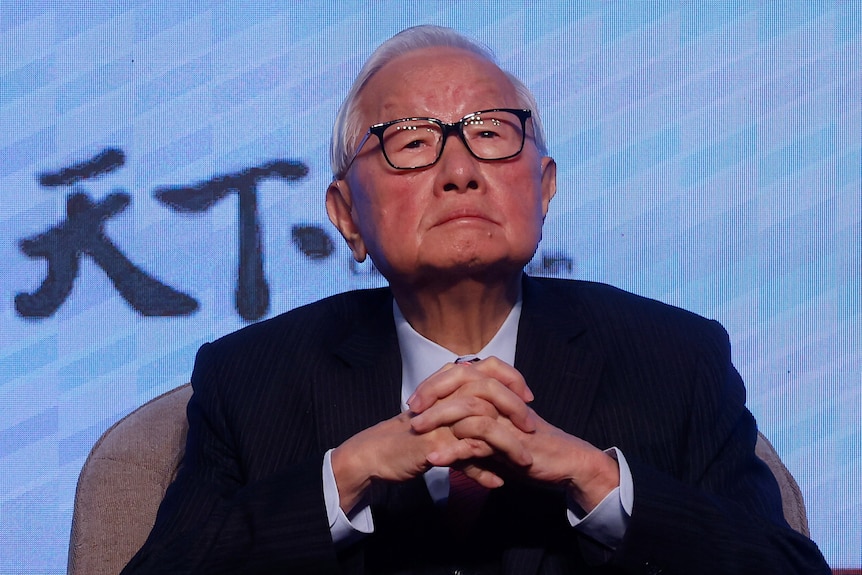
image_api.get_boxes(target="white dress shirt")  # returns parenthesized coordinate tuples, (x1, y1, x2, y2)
(323, 296, 633, 549)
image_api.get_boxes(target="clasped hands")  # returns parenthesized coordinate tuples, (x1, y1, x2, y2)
(331, 357, 619, 515)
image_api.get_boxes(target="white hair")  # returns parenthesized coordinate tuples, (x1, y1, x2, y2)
(330, 25, 548, 178)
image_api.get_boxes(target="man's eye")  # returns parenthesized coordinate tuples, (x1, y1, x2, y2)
(388, 125, 437, 152)
(394, 137, 434, 153)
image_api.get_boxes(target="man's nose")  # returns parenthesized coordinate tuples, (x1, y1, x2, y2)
(436, 132, 480, 193)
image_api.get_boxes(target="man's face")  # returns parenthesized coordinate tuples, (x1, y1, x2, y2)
(327, 46, 556, 287)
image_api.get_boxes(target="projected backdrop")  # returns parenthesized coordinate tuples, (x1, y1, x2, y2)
(1, 2, 859, 572)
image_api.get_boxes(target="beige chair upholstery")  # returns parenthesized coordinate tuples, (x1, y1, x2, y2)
(754, 431, 810, 536)
(68, 384, 192, 575)
(67, 383, 809, 574)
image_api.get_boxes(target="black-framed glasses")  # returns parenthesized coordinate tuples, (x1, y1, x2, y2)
(343, 108, 532, 175)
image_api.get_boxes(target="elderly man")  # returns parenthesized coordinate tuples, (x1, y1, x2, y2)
(123, 25, 830, 574)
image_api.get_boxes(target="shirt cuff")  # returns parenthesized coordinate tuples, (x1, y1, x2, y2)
(323, 448, 374, 545)
(565, 447, 633, 549)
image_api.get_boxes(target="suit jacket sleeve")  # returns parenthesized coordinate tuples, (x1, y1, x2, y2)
(599, 320, 830, 574)
(517, 278, 830, 574)
(120, 341, 341, 575)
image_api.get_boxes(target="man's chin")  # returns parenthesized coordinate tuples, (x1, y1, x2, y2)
(402, 258, 527, 288)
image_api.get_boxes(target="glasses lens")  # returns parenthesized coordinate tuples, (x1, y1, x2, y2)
(378, 110, 527, 170)
(381, 120, 442, 169)
(462, 110, 524, 160)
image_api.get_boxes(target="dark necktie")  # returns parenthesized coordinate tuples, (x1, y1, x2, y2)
(446, 356, 489, 537)
(447, 468, 490, 538)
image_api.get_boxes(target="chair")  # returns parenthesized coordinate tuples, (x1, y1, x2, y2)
(66, 383, 809, 575)
(67, 384, 192, 575)
(754, 431, 810, 536)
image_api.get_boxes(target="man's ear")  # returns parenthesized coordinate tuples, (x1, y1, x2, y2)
(540, 156, 557, 217)
(326, 180, 367, 262)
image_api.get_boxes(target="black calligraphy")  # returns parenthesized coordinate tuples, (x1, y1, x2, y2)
(16, 149, 198, 318)
(291, 224, 334, 260)
(153, 160, 312, 321)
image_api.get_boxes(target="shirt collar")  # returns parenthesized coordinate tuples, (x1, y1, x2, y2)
(394, 294, 522, 410)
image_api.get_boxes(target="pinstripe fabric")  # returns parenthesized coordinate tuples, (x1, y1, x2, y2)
(121, 276, 829, 575)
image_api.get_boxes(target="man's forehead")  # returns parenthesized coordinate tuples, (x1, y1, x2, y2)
(371, 46, 508, 87)
(357, 47, 517, 121)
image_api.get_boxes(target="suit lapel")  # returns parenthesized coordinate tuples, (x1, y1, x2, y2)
(516, 276, 606, 438)
(311, 289, 403, 450)
(501, 277, 607, 575)
(309, 289, 435, 522)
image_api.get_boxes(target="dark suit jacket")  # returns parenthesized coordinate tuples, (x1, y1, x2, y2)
(122, 276, 830, 575)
